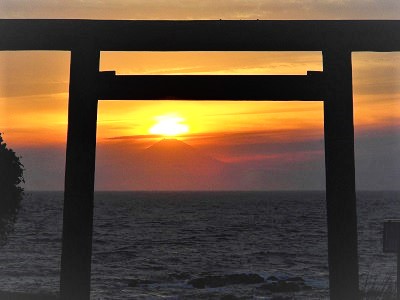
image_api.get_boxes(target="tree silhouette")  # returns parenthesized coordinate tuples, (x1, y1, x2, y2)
(0, 133, 24, 244)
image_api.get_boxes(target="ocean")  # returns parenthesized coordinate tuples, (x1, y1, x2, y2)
(0, 191, 398, 299)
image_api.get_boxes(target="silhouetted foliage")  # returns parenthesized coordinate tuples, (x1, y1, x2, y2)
(0, 133, 24, 244)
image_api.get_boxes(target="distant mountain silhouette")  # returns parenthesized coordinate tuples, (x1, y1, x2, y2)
(95, 138, 273, 190)
(128, 139, 227, 190)
(142, 138, 223, 170)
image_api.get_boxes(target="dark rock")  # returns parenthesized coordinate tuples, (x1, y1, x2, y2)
(262, 281, 301, 293)
(267, 276, 279, 281)
(189, 279, 205, 289)
(259, 279, 311, 293)
(286, 276, 304, 282)
(189, 273, 264, 289)
(271, 296, 293, 300)
(170, 272, 191, 280)
(220, 295, 240, 300)
(128, 279, 156, 287)
(150, 266, 165, 271)
(0, 291, 58, 300)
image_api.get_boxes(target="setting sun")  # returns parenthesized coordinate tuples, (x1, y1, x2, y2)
(149, 115, 189, 136)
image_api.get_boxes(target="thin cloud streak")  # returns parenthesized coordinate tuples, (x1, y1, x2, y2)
(105, 127, 323, 145)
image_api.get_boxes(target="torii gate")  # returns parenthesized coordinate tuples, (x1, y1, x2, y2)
(1, 19, 399, 300)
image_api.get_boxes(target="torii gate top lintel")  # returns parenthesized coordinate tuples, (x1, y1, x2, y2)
(1, 19, 400, 52)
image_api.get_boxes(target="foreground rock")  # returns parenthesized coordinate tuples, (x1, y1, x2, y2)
(259, 276, 311, 293)
(0, 291, 58, 300)
(220, 295, 242, 300)
(189, 273, 264, 289)
(128, 279, 157, 287)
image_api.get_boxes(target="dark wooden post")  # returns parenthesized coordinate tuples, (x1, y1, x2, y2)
(60, 40, 100, 300)
(397, 250, 400, 300)
(323, 48, 359, 300)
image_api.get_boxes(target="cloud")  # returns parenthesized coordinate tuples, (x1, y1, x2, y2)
(0, 51, 70, 97)
(105, 134, 163, 140)
(352, 53, 400, 97)
(1, 0, 399, 20)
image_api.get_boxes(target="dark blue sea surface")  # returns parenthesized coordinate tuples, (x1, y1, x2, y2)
(0, 191, 398, 299)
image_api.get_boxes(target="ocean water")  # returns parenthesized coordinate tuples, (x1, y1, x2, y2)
(0, 191, 398, 299)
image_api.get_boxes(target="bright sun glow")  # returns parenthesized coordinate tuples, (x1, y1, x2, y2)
(149, 115, 189, 136)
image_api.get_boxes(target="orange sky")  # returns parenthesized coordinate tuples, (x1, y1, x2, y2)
(0, 2, 399, 190)
(2, 51, 398, 147)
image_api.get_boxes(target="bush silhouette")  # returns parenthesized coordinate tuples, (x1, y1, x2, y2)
(0, 133, 24, 243)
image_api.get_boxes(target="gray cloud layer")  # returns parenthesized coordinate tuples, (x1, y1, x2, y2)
(1, 0, 399, 20)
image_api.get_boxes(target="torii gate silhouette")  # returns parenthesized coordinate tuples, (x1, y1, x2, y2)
(1, 19, 399, 300)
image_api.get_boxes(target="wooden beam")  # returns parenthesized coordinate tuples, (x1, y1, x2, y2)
(97, 72, 324, 101)
(60, 41, 99, 300)
(323, 49, 359, 299)
(0, 19, 400, 52)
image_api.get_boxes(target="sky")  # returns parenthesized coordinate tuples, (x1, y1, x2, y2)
(0, 1, 399, 190)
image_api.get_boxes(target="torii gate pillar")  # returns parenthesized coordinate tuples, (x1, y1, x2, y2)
(60, 41, 100, 300)
(323, 48, 360, 300)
